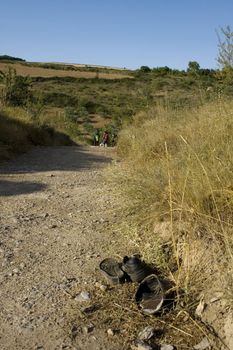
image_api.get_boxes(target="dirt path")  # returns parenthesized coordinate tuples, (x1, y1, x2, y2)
(0, 146, 127, 350)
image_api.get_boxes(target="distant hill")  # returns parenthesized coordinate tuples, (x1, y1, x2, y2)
(0, 55, 25, 62)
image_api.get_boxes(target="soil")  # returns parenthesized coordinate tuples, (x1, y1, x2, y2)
(0, 146, 128, 350)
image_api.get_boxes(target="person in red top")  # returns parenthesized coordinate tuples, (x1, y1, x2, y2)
(102, 131, 109, 147)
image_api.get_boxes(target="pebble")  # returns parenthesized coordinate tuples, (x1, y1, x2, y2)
(11, 217, 18, 224)
(95, 282, 108, 291)
(75, 291, 91, 302)
(83, 324, 94, 334)
(99, 284, 108, 292)
(12, 268, 20, 275)
(138, 326, 154, 341)
(19, 262, 26, 269)
(131, 340, 153, 350)
(193, 337, 210, 350)
(90, 335, 97, 341)
(160, 345, 174, 350)
(107, 328, 114, 336)
(95, 282, 101, 288)
(195, 299, 206, 317)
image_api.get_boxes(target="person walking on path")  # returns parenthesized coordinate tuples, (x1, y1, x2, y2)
(101, 131, 109, 147)
(93, 129, 100, 146)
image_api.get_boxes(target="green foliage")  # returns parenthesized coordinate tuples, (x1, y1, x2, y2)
(64, 105, 90, 127)
(42, 91, 78, 107)
(79, 99, 98, 113)
(216, 25, 233, 83)
(140, 66, 151, 73)
(187, 61, 200, 75)
(0, 67, 31, 106)
(152, 66, 172, 75)
(26, 98, 44, 121)
(77, 106, 89, 119)
(64, 107, 78, 121)
(83, 122, 95, 133)
(0, 55, 25, 62)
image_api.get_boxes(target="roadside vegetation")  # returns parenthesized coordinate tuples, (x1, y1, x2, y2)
(107, 26, 233, 347)
(113, 98, 233, 286)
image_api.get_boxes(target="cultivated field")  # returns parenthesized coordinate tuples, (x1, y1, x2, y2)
(0, 62, 132, 79)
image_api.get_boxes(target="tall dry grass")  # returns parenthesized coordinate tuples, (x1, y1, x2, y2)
(109, 99, 233, 310)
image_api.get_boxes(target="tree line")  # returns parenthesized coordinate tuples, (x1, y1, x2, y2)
(138, 25, 233, 81)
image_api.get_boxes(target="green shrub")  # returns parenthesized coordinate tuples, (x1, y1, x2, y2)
(0, 67, 31, 106)
(42, 92, 78, 107)
(64, 107, 78, 121)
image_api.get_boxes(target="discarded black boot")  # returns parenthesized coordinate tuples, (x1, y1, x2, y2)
(135, 274, 164, 314)
(121, 255, 153, 283)
(99, 258, 125, 284)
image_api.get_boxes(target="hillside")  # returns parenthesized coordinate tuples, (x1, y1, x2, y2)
(0, 57, 230, 160)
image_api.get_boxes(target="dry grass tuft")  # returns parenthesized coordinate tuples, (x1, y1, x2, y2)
(106, 99, 233, 346)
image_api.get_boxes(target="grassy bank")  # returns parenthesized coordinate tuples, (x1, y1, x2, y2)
(108, 98, 233, 344)
(0, 107, 76, 161)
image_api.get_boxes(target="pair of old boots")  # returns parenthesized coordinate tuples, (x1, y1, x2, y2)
(99, 255, 164, 314)
(100, 255, 152, 284)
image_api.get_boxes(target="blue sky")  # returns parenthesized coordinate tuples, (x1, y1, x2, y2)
(1, 0, 233, 70)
